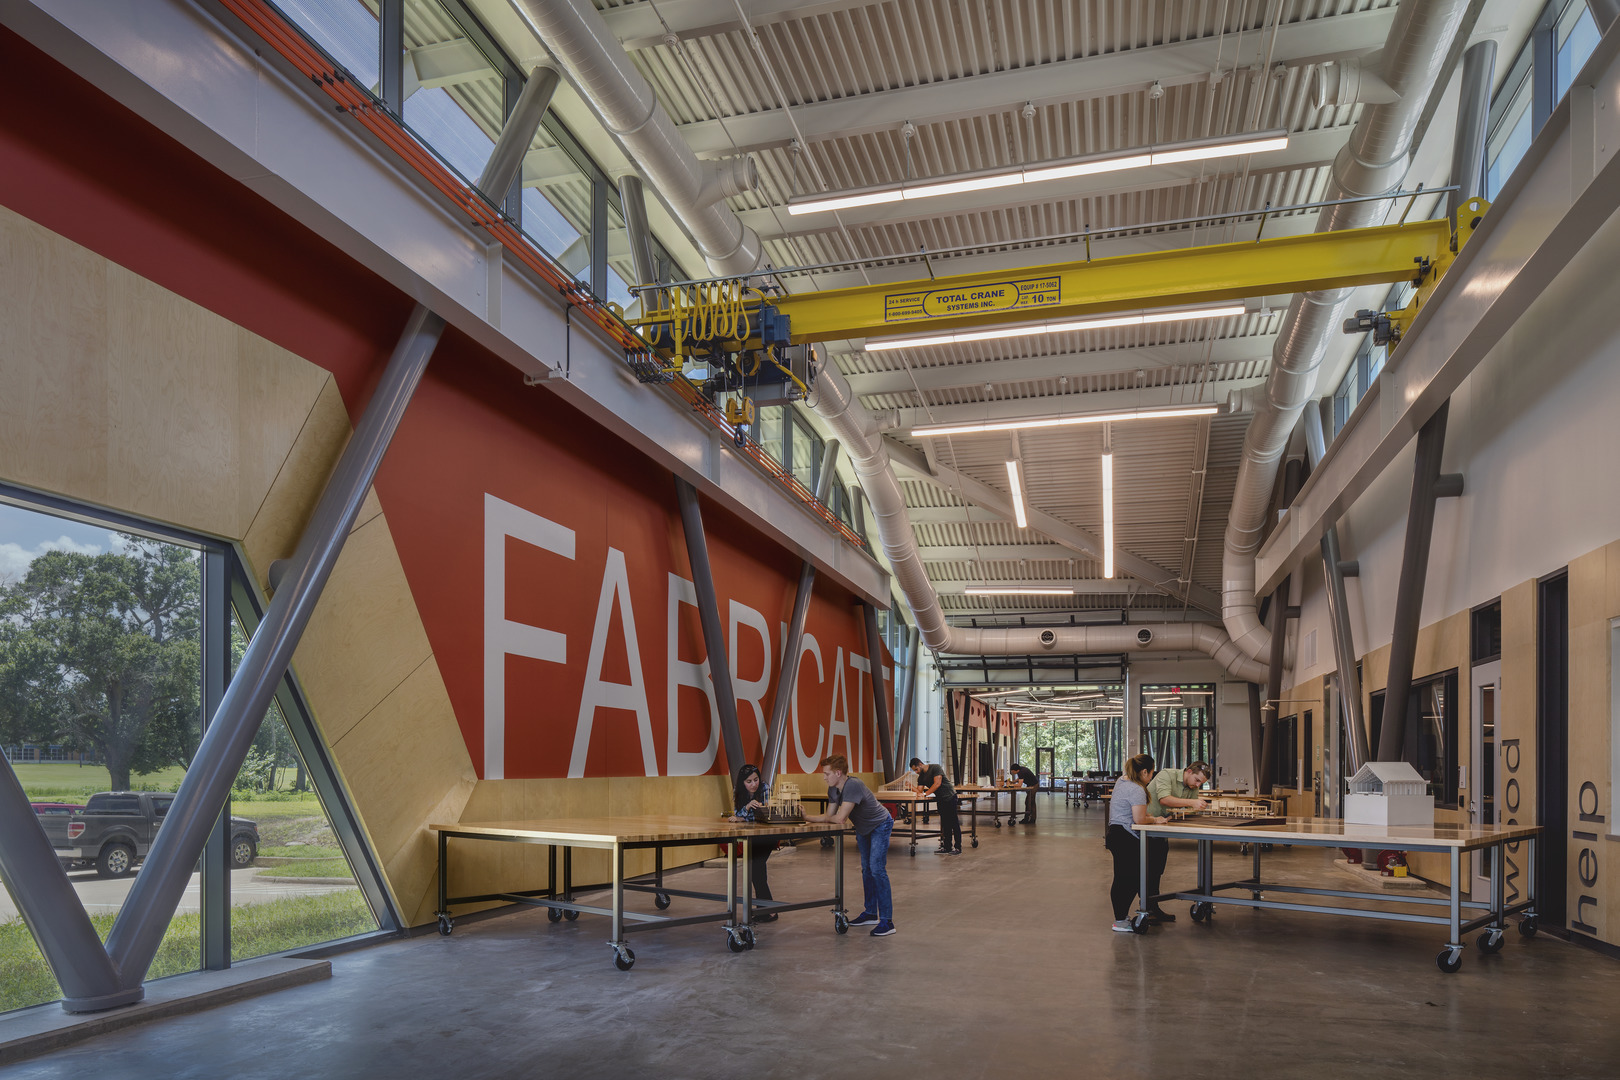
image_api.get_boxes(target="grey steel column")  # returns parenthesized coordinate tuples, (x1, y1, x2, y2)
(674, 478, 746, 776)
(380, 0, 404, 114)
(1258, 578, 1289, 794)
(106, 305, 445, 988)
(759, 441, 839, 785)
(617, 173, 660, 312)
(1377, 401, 1462, 760)
(1247, 684, 1263, 792)
(1448, 41, 1498, 235)
(1322, 527, 1370, 772)
(0, 757, 131, 1010)
(589, 176, 609, 301)
(946, 691, 962, 783)
(482, 67, 558, 204)
(199, 549, 231, 971)
(893, 625, 919, 765)
(862, 604, 897, 783)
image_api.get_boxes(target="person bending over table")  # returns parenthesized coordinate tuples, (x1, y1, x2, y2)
(1009, 761, 1039, 824)
(1105, 754, 1169, 933)
(1141, 762, 1212, 923)
(729, 763, 778, 922)
(909, 757, 960, 855)
(805, 754, 897, 936)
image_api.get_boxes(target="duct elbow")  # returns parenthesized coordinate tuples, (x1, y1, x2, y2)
(1311, 54, 1401, 109)
(698, 156, 760, 206)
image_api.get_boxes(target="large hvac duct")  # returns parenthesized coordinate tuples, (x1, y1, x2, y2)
(525, 0, 1275, 681)
(1222, 0, 1470, 662)
(516, 0, 762, 275)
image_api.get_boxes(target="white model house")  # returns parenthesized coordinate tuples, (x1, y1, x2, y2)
(1344, 762, 1435, 826)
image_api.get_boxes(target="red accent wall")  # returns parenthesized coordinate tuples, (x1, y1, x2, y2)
(0, 28, 888, 780)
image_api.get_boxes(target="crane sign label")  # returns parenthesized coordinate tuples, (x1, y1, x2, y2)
(883, 276, 1061, 322)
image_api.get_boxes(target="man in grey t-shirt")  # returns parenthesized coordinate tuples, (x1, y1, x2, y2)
(805, 754, 896, 936)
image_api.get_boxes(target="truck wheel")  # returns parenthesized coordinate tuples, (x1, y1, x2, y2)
(97, 843, 135, 879)
(231, 836, 257, 868)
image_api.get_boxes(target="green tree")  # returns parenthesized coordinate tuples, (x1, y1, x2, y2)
(0, 539, 201, 790)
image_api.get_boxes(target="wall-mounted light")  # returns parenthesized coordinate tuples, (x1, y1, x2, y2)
(786, 130, 1289, 216)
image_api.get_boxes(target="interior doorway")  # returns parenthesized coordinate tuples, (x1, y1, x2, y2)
(1537, 571, 1570, 929)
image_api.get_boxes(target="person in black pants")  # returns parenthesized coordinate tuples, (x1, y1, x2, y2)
(1009, 761, 1039, 823)
(1105, 753, 1169, 932)
(909, 757, 960, 855)
(729, 764, 778, 920)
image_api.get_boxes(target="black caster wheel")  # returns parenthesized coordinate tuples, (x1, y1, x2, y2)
(613, 947, 635, 971)
(547, 907, 563, 923)
(1130, 913, 1150, 934)
(993, 820, 1002, 829)
(726, 930, 747, 953)
(1436, 947, 1463, 974)
(820, 837, 834, 849)
(654, 892, 671, 910)
(1190, 902, 1213, 923)
(834, 912, 849, 935)
(1478, 929, 1504, 954)
(1519, 916, 1539, 938)
(564, 909, 579, 921)
(740, 927, 756, 950)
(909, 846, 916, 857)
(971, 838, 979, 848)
(436, 913, 453, 936)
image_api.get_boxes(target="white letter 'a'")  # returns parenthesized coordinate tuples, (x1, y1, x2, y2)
(570, 547, 658, 778)
(484, 493, 574, 780)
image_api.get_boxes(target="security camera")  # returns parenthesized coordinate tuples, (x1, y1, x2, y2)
(1136, 627, 1154, 646)
(1039, 629, 1057, 648)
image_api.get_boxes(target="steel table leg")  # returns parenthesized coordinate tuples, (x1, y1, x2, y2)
(548, 844, 556, 902)
(436, 831, 447, 918)
(564, 847, 573, 904)
(611, 843, 624, 944)
(1137, 829, 1150, 924)
(1493, 841, 1505, 930)
(834, 831, 845, 912)
(726, 835, 737, 925)
(1448, 847, 1462, 947)
(741, 839, 753, 926)
(1251, 842, 1262, 900)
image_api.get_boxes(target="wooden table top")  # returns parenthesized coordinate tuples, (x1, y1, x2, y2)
(956, 784, 1033, 792)
(430, 815, 849, 847)
(1135, 817, 1542, 849)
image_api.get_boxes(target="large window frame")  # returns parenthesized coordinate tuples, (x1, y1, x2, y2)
(0, 483, 398, 1004)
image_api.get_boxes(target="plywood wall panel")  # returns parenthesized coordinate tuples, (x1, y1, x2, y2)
(240, 377, 348, 579)
(234, 328, 332, 534)
(0, 208, 110, 501)
(1566, 545, 1614, 943)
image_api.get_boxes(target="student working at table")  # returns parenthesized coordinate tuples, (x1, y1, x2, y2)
(804, 755, 897, 937)
(728, 763, 779, 922)
(1008, 761, 1039, 824)
(1141, 762, 1212, 923)
(1105, 754, 1170, 933)
(909, 757, 961, 855)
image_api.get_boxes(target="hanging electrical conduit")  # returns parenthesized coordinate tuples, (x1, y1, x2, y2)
(217, 0, 859, 548)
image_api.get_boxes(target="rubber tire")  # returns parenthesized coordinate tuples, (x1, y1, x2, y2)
(908, 847, 916, 857)
(993, 820, 1002, 829)
(834, 913, 849, 935)
(564, 910, 579, 921)
(727, 932, 746, 953)
(614, 948, 635, 971)
(436, 914, 453, 936)
(1191, 902, 1212, 923)
(971, 838, 979, 848)
(547, 907, 564, 923)
(654, 892, 672, 910)
(96, 843, 135, 879)
(1478, 930, 1504, 954)
(231, 835, 257, 869)
(1130, 913, 1150, 934)
(740, 927, 755, 949)
(1519, 917, 1539, 938)
(1436, 948, 1463, 974)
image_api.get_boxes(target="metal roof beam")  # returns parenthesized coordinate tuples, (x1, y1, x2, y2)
(744, 129, 1345, 237)
(603, 0, 872, 50)
(873, 378, 1265, 433)
(674, 8, 1396, 155)
(918, 544, 1098, 562)
(841, 336, 1277, 396)
(931, 579, 1143, 596)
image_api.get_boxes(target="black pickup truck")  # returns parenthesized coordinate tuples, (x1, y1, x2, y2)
(43, 792, 260, 878)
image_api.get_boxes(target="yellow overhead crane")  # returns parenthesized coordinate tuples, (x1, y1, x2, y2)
(633, 203, 1485, 352)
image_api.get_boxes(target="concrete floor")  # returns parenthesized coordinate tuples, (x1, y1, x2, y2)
(9, 798, 1620, 1079)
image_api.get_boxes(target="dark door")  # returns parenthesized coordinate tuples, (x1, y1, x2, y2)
(1537, 571, 1569, 929)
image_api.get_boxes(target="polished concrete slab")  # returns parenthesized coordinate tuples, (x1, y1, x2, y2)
(8, 798, 1620, 1079)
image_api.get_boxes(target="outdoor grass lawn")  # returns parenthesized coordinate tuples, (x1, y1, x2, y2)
(258, 860, 354, 879)
(9, 763, 189, 801)
(260, 845, 344, 859)
(0, 890, 377, 1013)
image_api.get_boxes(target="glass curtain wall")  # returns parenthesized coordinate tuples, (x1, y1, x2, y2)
(1138, 684, 1216, 774)
(0, 493, 393, 1014)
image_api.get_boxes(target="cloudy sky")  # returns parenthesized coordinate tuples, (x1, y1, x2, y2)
(0, 501, 129, 581)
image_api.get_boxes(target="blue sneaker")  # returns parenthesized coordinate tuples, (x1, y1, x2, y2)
(848, 911, 879, 927)
(870, 920, 897, 937)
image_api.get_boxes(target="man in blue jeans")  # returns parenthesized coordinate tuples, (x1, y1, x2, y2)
(804, 753, 896, 936)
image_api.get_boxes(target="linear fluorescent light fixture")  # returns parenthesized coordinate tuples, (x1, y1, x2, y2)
(786, 130, 1288, 215)
(866, 304, 1247, 353)
(1101, 451, 1115, 580)
(912, 402, 1219, 438)
(1006, 460, 1028, 528)
(962, 586, 1076, 596)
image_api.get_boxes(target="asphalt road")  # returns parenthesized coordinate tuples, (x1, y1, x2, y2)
(0, 866, 357, 921)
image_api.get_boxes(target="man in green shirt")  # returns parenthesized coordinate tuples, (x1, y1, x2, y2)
(1142, 761, 1212, 923)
